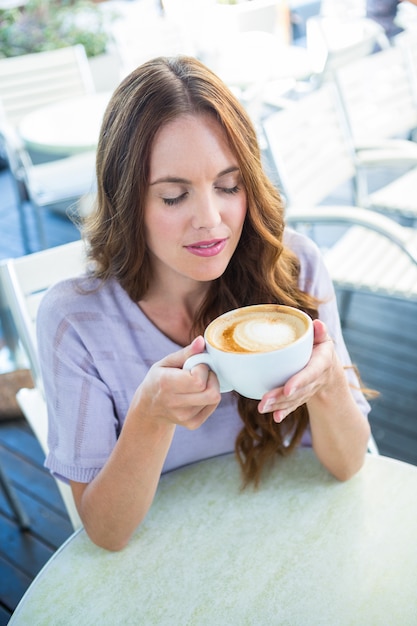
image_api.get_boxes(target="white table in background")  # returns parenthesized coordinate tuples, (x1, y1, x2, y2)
(18, 92, 111, 156)
(9, 449, 417, 625)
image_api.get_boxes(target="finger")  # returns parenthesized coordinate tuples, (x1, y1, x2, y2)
(160, 336, 206, 370)
(180, 401, 219, 430)
(313, 319, 333, 345)
(180, 368, 221, 403)
(175, 373, 221, 427)
(188, 362, 210, 389)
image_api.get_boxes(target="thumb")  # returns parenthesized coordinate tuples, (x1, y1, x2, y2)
(161, 336, 206, 369)
(313, 319, 332, 345)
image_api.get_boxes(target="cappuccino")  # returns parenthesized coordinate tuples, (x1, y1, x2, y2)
(206, 305, 308, 354)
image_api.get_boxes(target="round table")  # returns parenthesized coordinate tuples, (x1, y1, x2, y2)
(9, 449, 417, 625)
(18, 92, 111, 156)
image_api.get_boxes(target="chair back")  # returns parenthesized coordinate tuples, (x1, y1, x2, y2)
(395, 31, 417, 107)
(0, 45, 95, 127)
(306, 16, 389, 77)
(0, 242, 87, 531)
(0, 114, 33, 202)
(263, 83, 356, 208)
(0, 241, 87, 391)
(334, 45, 417, 147)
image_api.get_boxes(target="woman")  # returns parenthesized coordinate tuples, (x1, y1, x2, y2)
(37, 56, 371, 551)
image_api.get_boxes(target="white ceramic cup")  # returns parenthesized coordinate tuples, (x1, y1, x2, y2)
(183, 304, 313, 400)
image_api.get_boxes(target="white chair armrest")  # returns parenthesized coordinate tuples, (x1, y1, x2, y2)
(285, 205, 417, 264)
(355, 140, 417, 167)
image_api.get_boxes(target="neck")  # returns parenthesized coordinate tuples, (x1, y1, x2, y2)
(138, 280, 211, 346)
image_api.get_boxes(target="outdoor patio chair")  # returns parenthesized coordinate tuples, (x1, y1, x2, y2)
(0, 240, 87, 530)
(262, 83, 417, 318)
(0, 44, 95, 129)
(395, 30, 417, 105)
(305, 15, 390, 79)
(333, 44, 417, 152)
(0, 117, 96, 252)
(326, 46, 417, 223)
(0, 461, 30, 530)
(264, 81, 417, 224)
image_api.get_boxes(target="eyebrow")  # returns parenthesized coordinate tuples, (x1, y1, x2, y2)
(149, 166, 240, 186)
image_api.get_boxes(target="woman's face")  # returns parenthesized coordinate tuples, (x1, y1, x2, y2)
(144, 113, 247, 290)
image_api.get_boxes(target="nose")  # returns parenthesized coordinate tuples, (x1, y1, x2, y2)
(192, 192, 222, 230)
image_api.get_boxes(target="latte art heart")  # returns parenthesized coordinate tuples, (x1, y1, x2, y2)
(207, 306, 308, 354)
(233, 319, 297, 352)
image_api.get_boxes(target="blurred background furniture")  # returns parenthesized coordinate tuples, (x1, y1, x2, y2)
(0, 120, 96, 252)
(305, 15, 390, 79)
(110, 0, 195, 78)
(266, 78, 417, 224)
(0, 45, 95, 142)
(331, 43, 417, 222)
(210, 30, 313, 119)
(0, 460, 30, 530)
(263, 84, 417, 322)
(332, 43, 417, 224)
(0, 240, 87, 530)
(333, 44, 417, 150)
(395, 29, 417, 102)
(18, 92, 110, 157)
(0, 43, 99, 251)
(395, 0, 417, 32)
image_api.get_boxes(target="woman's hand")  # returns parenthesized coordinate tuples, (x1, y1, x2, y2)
(258, 318, 370, 481)
(258, 319, 335, 423)
(130, 336, 221, 431)
(73, 336, 222, 551)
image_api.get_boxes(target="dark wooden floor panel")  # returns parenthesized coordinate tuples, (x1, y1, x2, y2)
(0, 419, 72, 622)
(337, 291, 417, 463)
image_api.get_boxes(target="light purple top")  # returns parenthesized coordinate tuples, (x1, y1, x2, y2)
(37, 229, 370, 484)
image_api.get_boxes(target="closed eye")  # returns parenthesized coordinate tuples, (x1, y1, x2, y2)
(163, 192, 188, 206)
(219, 185, 240, 195)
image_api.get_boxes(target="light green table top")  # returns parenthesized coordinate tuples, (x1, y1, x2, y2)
(10, 449, 417, 625)
(18, 92, 111, 156)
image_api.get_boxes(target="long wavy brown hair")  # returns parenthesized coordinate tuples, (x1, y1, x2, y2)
(83, 56, 319, 486)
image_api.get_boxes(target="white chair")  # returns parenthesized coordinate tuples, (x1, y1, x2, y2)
(333, 45, 417, 150)
(331, 45, 417, 221)
(269, 79, 417, 224)
(0, 240, 87, 530)
(0, 118, 96, 252)
(262, 84, 417, 310)
(306, 16, 390, 78)
(0, 45, 95, 129)
(395, 30, 417, 106)
(395, 1, 417, 33)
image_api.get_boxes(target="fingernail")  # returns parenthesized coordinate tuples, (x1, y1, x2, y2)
(262, 398, 275, 413)
(274, 410, 287, 423)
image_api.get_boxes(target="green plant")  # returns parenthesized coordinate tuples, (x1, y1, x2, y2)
(0, 0, 114, 59)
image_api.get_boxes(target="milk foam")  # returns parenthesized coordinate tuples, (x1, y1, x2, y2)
(208, 308, 306, 353)
(234, 319, 296, 352)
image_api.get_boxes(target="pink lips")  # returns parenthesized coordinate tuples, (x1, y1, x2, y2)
(185, 238, 228, 257)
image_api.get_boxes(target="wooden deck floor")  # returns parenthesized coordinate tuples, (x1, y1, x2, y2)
(0, 418, 73, 624)
(0, 164, 76, 623)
